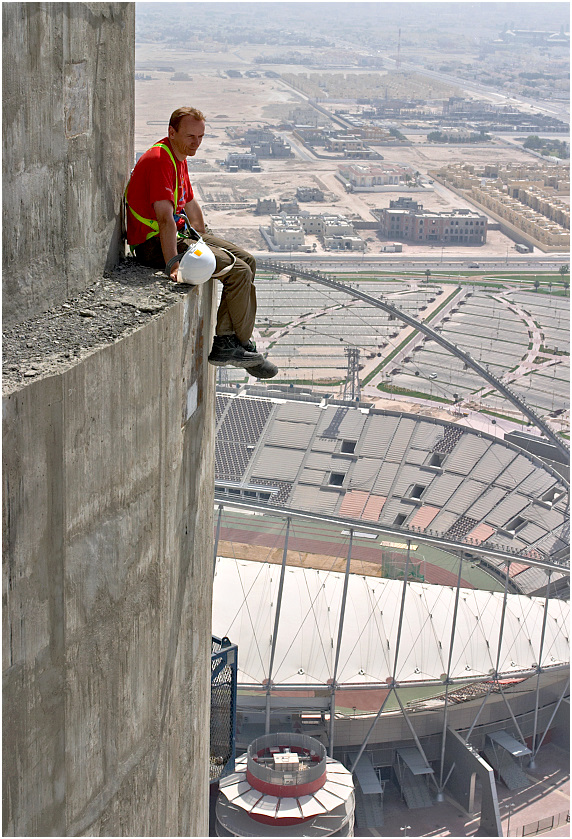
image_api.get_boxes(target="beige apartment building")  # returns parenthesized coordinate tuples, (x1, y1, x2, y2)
(325, 134, 365, 154)
(512, 184, 569, 228)
(300, 212, 355, 237)
(357, 125, 394, 142)
(431, 162, 570, 252)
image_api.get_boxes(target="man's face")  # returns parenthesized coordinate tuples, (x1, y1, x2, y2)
(169, 116, 205, 159)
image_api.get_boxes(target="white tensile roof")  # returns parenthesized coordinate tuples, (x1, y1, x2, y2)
(213, 556, 570, 687)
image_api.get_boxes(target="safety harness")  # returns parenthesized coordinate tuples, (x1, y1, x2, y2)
(125, 141, 185, 243)
(126, 141, 237, 280)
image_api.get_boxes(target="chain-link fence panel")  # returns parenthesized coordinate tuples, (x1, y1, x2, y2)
(211, 636, 237, 783)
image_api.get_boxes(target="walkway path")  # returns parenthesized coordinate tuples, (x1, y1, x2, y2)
(360, 284, 467, 389)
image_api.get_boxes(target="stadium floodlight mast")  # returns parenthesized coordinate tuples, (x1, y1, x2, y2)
(259, 261, 570, 464)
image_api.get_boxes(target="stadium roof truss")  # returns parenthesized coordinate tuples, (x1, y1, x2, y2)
(213, 502, 569, 801)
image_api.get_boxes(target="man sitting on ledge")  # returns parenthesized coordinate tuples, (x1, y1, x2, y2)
(125, 106, 278, 379)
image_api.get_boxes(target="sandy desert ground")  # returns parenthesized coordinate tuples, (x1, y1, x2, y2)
(134, 47, 558, 258)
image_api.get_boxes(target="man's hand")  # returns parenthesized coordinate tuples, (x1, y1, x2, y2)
(154, 199, 180, 278)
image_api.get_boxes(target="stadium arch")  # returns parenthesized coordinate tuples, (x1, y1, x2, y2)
(258, 260, 570, 462)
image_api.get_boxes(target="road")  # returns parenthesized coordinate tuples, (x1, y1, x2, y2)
(253, 252, 568, 272)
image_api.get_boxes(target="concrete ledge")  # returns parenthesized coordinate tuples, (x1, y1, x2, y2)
(3, 283, 216, 836)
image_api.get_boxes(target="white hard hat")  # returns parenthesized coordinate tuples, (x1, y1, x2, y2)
(177, 236, 216, 284)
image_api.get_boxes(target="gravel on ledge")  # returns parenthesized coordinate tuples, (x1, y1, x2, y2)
(2, 258, 198, 394)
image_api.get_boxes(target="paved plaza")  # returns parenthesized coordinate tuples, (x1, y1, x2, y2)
(356, 743, 569, 838)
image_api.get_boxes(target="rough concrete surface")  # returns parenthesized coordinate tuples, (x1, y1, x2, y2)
(2, 3, 135, 328)
(3, 3, 218, 835)
(3, 277, 217, 836)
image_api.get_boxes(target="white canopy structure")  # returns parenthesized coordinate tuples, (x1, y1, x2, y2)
(213, 556, 570, 688)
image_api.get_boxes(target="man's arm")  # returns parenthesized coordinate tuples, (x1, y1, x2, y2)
(154, 200, 180, 280)
(184, 197, 206, 234)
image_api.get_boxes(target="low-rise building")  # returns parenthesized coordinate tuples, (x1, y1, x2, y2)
(325, 134, 364, 154)
(299, 212, 365, 251)
(225, 152, 260, 172)
(470, 184, 568, 250)
(323, 233, 366, 251)
(255, 198, 278, 215)
(377, 203, 487, 244)
(339, 162, 407, 190)
(296, 186, 324, 202)
(358, 125, 394, 142)
(245, 128, 293, 159)
(289, 106, 319, 127)
(390, 197, 421, 211)
(269, 214, 305, 250)
(299, 213, 353, 237)
(433, 126, 473, 141)
(279, 199, 300, 215)
(263, 211, 365, 252)
(511, 185, 570, 228)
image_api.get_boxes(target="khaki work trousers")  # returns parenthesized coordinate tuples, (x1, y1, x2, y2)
(134, 232, 257, 345)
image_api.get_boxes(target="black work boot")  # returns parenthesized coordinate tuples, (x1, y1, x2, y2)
(241, 340, 279, 379)
(247, 359, 279, 379)
(208, 335, 264, 369)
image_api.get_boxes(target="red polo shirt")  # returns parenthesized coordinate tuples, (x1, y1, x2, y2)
(126, 138, 193, 246)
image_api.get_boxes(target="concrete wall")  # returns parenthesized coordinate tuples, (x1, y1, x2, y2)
(3, 286, 217, 835)
(551, 698, 569, 751)
(2, 3, 135, 327)
(3, 4, 216, 834)
(444, 727, 502, 836)
(332, 670, 569, 750)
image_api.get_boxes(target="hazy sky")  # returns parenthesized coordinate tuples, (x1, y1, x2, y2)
(136, 2, 570, 36)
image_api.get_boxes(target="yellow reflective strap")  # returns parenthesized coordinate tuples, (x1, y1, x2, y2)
(151, 142, 179, 208)
(125, 141, 180, 242)
(128, 204, 159, 236)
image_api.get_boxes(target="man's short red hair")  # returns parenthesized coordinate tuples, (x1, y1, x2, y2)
(169, 107, 206, 131)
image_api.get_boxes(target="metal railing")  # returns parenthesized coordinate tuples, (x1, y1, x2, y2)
(210, 635, 238, 783)
(508, 809, 569, 836)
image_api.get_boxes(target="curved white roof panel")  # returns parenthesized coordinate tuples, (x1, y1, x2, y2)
(213, 556, 569, 686)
